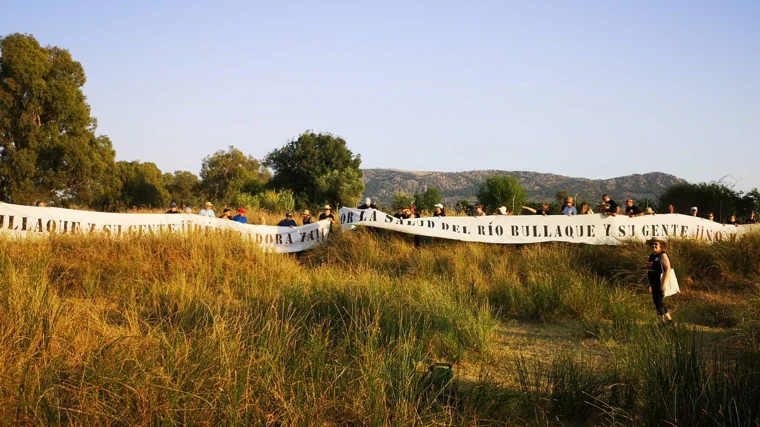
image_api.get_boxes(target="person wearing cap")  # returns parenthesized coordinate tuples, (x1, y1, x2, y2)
(601, 194, 619, 216)
(302, 210, 313, 225)
(232, 208, 248, 224)
(166, 202, 180, 214)
(199, 202, 215, 217)
(278, 212, 298, 227)
(624, 198, 644, 217)
(219, 208, 233, 220)
(433, 203, 446, 217)
(318, 205, 335, 224)
(358, 197, 377, 210)
(494, 206, 508, 216)
(563, 197, 577, 215)
(690, 206, 698, 217)
(646, 237, 674, 324)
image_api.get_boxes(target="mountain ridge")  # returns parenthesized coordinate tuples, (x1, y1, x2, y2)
(361, 168, 686, 207)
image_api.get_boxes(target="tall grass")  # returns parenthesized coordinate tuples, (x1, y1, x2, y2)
(0, 228, 758, 424)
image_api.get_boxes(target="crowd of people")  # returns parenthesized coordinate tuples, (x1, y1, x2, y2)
(165, 201, 336, 227)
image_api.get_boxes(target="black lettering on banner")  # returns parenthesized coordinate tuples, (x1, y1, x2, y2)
(300, 232, 307, 242)
(0, 215, 4, 229)
(359, 211, 365, 221)
(477, 225, 485, 235)
(604, 224, 612, 236)
(651, 224, 659, 236)
(47, 220, 57, 233)
(33, 219, 43, 233)
(681, 226, 688, 237)
(555, 225, 563, 237)
(276, 234, 283, 245)
(285, 234, 293, 244)
(452, 224, 460, 233)
(21, 217, 28, 231)
(511, 225, 519, 236)
(385, 214, 394, 223)
(495, 225, 503, 236)
(368, 211, 377, 222)
(462, 226, 470, 234)
(587, 225, 595, 237)
(442, 223, 450, 231)
(618, 225, 626, 237)
(565, 225, 574, 238)
(427, 220, 435, 228)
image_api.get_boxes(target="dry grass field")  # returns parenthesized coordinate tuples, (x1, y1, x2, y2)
(1, 225, 759, 425)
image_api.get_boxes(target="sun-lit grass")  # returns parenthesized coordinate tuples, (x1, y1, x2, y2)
(0, 228, 758, 425)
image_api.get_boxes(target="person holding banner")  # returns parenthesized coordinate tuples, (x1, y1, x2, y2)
(646, 237, 674, 325)
(319, 205, 335, 224)
(601, 194, 619, 216)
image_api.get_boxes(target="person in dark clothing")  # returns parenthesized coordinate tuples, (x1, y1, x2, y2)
(318, 205, 335, 224)
(433, 204, 446, 217)
(747, 212, 757, 224)
(393, 207, 405, 219)
(166, 202, 180, 214)
(278, 212, 298, 227)
(707, 212, 715, 221)
(601, 194, 619, 216)
(624, 198, 644, 217)
(726, 213, 739, 226)
(302, 210, 313, 225)
(358, 197, 377, 210)
(219, 208, 233, 220)
(522, 202, 551, 215)
(646, 237, 674, 324)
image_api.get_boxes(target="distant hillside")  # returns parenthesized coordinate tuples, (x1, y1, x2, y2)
(361, 169, 686, 207)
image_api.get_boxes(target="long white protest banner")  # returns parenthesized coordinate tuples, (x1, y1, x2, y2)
(0, 203, 331, 253)
(340, 208, 755, 244)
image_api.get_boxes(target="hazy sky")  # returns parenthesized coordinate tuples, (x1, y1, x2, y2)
(2, 1, 758, 190)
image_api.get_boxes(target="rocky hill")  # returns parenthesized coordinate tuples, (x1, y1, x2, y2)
(361, 169, 686, 207)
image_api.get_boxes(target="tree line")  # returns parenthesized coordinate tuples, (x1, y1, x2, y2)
(0, 33, 364, 212)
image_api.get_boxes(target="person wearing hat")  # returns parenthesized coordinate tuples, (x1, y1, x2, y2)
(690, 206, 698, 217)
(166, 201, 180, 214)
(646, 237, 674, 324)
(433, 203, 446, 217)
(219, 208, 233, 220)
(232, 207, 248, 224)
(358, 197, 377, 210)
(318, 205, 335, 224)
(301, 210, 313, 225)
(644, 207, 655, 215)
(278, 212, 298, 228)
(199, 202, 215, 217)
(494, 206, 508, 216)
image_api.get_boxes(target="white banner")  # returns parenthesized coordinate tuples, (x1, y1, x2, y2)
(340, 208, 754, 244)
(0, 203, 332, 253)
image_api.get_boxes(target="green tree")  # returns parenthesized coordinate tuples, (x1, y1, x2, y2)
(165, 170, 201, 207)
(413, 187, 442, 213)
(456, 199, 472, 214)
(199, 146, 269, 207)
(393, 192, 415, 210)
(113, 161, 169, 209)
(0, 33, 116, 206)
(265, 131, 364, 209)
(476, 175, 527, 214)
(660, 182, 758, 220)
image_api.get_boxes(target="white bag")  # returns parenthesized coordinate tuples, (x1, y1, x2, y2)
(662, 269, 680, 297)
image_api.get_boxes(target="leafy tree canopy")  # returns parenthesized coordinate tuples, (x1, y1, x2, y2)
(265, 131, 363, 209)
(660, 182, 759, 220)
(0, 33, 116, 206)
(413, 187, 441, 213)
(165, 170, 201, 208)
(199, 146, 269, 207)
(476, 175, 527, 214)
(113, 161, 169, 209)
(392, 192, 415, 210)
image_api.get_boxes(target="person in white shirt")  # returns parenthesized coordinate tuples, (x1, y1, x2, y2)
(199, 202, 215, 217)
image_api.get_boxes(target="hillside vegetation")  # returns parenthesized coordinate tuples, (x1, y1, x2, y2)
(1, 229, 759, 425)
(362, 169, 685, 207)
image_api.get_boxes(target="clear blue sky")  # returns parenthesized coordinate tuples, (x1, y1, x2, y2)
(2, 1, 758, 191)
